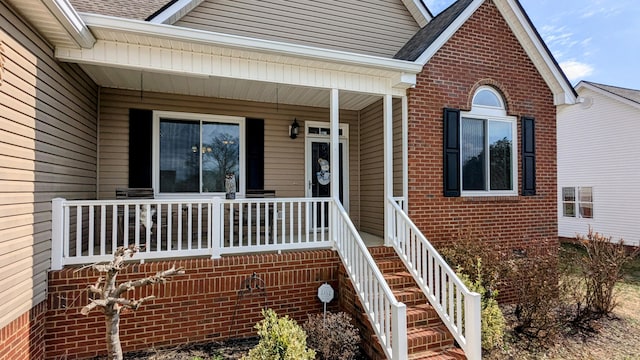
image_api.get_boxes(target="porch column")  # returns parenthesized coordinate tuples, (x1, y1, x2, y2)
(402, 95, 409, 212)
(383, 94, 393, 246)
(330, 88, 340, 203)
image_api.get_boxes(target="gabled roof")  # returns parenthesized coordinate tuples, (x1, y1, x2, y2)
(577, 81, 640, 110)
(580, 81, 640, 106)
(394, 0, 474, 61)
(394, 0, 576, 105)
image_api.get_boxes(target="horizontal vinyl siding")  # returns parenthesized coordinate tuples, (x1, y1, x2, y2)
(175, 0, 419, 57)
(359, 98, 403, 237)
(557, 88, 640, 246)
(0, 1, 98, 329)
(98, 88, 360, 226)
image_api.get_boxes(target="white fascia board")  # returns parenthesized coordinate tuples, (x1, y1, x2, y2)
(80, 13, 423, 75)
(149, 0, 205, 24)
(500, 0, 576, 105)
(402, 0, 432, 27)
(414, 0, 484, 65)
(577, 82, 640, 111)
(41, 0, 95, 48)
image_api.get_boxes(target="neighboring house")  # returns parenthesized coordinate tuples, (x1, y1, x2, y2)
(0, 0, 575, 359)
(558, 81, 640, 246)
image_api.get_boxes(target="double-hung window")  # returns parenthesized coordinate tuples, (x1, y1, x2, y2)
(460, 87, 517, 196)
(152, 111, 245, 196)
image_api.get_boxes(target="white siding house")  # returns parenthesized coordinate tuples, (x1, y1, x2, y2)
(558, 81, 640, 246)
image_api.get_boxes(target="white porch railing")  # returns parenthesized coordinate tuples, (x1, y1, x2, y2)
(388, 200, 482, 360)
(51, 197, 333, 269)
(331, 200, 407, 360)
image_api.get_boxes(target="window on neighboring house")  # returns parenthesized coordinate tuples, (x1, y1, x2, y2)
(460, 87, 517, 195)
(562, 186, 593, 218)
(152, 111, 245, 195)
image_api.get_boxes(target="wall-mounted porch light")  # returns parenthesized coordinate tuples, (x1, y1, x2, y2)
(289, 119, 300, 139)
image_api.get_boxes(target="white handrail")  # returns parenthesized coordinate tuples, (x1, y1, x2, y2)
(388, 200, 481, 360)
(332, 200, 407, 359)
(50, 197, 333, 269)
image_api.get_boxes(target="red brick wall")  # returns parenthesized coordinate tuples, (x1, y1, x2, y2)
(407, 2, 558, 301)
(0, 301, 46, 360)
(46, 251, 340, 359)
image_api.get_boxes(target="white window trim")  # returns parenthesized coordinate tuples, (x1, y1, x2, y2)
(152, 111, 246, 198)
(459, 113, 518, 197)
(562, 186, 594, 219)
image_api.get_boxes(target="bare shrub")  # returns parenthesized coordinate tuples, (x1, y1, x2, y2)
(303, 312, 359, 360)
(577, 228, 639, 316)
(509, 240, 561, 344)
(441, 227, 511, 294)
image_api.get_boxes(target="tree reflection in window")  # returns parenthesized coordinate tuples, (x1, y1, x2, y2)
(159, 119, 240, 193)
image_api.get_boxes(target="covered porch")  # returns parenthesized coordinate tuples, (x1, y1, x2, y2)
(48, 13, 481, 360)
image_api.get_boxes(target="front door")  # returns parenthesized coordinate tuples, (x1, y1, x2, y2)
(305, 122, 349, 219)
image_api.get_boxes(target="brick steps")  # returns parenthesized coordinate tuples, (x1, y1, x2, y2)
(370, 247, 466, 360)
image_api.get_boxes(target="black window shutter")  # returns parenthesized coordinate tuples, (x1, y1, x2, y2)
(443, 108, 461, 197)
(128, 109, 153, 188)
(246, 118, 265, 190)
(521, 116, 536, 196)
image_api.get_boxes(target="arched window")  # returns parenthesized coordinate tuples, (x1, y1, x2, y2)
(460, 87, 517, 195)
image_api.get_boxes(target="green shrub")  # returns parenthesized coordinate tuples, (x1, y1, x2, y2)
(458, 259, 505, 350)
(303, 312, 359, 360)
(242, 309, 315, 360)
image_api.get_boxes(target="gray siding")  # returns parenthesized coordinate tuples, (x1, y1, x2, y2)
(97, 88, 361, 226)
(0, 1, 98, 329)
(175, 0, 420, 57)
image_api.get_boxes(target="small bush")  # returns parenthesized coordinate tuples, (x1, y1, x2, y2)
(441, 227, 511, 295)
(303, 312, 359, 360)
(509, 241, 561, 343)
(242, 309, 315, 360)
(577, 228, 639, 316)
(458, 260, 505, 350)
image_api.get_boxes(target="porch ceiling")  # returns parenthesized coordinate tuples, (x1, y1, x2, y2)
(81, 64, 382, 110)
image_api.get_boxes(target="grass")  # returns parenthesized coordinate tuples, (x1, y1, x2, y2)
(485, 243, 640, 360)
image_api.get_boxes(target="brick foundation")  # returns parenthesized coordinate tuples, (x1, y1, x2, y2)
(45, 250, 340, 359)
(0, 301, 46, 360)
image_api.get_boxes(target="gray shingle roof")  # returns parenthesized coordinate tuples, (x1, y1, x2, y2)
(394, 0, 474, 61)
(69, 0, 171, 20)
(585, 81, 640, 105)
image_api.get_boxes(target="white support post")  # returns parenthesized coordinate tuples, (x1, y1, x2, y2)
(465, 292, 483, 360)
(383, 94, 393, 246)
(391, 302, 408, 359)
(211, 197, 222, 259)
(330, 88, 340, 245)
(51, 198, 65, 270)
(402, 95, 409, 212)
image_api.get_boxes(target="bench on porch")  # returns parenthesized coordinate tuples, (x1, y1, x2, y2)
(228, 190, 276, 245)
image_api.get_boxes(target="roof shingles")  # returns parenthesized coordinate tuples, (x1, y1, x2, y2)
(69, 0, 171, 20)
(585, 81, 640, 106)
(394, 0, 474, 61)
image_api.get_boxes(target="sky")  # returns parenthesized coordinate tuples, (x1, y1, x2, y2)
(423, 0, 640, 90)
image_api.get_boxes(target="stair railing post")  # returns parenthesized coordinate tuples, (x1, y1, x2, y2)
(391, 302, 407, 359)
(465, 292, 482, 360)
